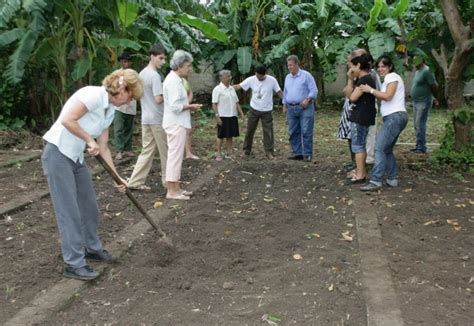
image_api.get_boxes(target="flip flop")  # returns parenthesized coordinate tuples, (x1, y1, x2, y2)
(166, 193, 190, 200)
(186, 154, 200, 160)
(181, 190, 193, 196)
(347, 177, 367, 185)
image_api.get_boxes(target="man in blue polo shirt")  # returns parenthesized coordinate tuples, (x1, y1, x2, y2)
(282, 55, 318, 162)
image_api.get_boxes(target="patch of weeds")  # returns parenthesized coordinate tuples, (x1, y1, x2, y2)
(429, 107, 474, 170)
(5, 285, 15, 300)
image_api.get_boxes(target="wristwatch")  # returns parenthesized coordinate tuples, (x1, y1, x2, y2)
(370, 89, 375, 94)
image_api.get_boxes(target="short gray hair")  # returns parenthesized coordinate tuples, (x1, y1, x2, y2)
(170, 50, 193, 70)
(218, 69, 231, 80)
(286, 55, 299, 65)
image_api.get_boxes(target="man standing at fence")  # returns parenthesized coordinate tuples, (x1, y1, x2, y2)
(282, 55, 318, 162)
(234, 64, 283, 160)
(410, 54, 438, 153)
(128, 44, 168, 191)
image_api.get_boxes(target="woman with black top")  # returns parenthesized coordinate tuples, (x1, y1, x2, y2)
(347, 54, 376, 184)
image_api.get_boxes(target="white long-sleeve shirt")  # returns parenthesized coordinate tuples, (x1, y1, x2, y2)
(162, 70, 191, 129)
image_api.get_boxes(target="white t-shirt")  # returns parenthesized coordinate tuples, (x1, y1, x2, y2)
(43, 86, 115, 163)
(212, 83, 239, 117)
(380, 72, 406, 117)
(162, 70, 191, 129)
(240, 75, 281, 112)
(139, 66, 164, 125)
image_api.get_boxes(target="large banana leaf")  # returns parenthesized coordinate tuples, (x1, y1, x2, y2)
(315, 0, 332, 18)
(368, 32, 395, 60)
(214, 49, 236, 71)
(366, 0, 384, 32)
(105, 38, 141, 50)
(5, 29, 38, 84)
(178, 14, 228, 43)
(117, 0, 139, 28)
(391, 0, 409, 17)
(0, 0, 22, 28)
(264, 35, 300, 64)
(237, 46, 252, 74)
(240, 20, 253, 44)
(0, 28, 26, 47)
(71, 58, 91, 81)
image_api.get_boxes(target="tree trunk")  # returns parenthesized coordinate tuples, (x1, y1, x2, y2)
(437, 0, 474, 150)
(445, 77, 465, 110)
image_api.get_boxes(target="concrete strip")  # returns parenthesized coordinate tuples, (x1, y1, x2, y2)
(354, 194, 404, 326)
(0, 152, 42, 168)
(5, 162, 226, 326)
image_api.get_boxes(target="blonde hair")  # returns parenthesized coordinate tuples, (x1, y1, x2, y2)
(102, 68, 143, 100)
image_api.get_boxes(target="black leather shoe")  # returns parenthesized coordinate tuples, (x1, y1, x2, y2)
(85, 249, 117, 263)
(288, 155, 303, 160)
(63, 264, 98, 281)
(303, 155, 312, 162)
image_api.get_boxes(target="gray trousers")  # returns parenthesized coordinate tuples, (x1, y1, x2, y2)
(41, 143, 102, 268)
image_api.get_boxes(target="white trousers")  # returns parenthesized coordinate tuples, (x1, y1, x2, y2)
(165, 125, 187, 182)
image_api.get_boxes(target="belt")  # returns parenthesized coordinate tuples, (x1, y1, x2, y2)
(288, 102, 301, 106)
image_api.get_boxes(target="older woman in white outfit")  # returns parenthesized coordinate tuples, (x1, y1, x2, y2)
(162, 50, 202, 200)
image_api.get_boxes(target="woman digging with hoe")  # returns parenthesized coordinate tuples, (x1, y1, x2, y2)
(41, 69, 143, 281)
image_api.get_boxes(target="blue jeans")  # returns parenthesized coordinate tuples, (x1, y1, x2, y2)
(370, 111, 408, 185)
(413, 98, 432, 152)
(350, 122, 370, 153)
(287, 104, 315, 156)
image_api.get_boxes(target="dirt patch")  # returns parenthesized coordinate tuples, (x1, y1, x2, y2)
(1, 109, 472, 325)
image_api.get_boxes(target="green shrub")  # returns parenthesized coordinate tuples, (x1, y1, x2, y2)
(429, 106, 474, 170)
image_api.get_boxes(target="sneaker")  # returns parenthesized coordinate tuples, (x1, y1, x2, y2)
(385, 179, 398, 187)
(85, 249, 117, 263)
(360, 182, 382, 192)
(63, 265, 98, 281)
(303, 155, 312, 162)
(288, 155, 303, 160)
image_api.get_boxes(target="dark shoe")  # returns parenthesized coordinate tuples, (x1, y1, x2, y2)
(410, 148, 426, 154)
(360, 182, 382, 192)
(85, 249, 117, 263)
(303, 155, 312, 162)
(63, 264, 98, 281)
(346, 177, 367, 185)
(288, 154, 303, 160)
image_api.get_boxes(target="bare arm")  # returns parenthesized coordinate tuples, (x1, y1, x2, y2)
(237, 102, 244, 119)
(276, 90, 283, 99)
(359, 81, 398, 101)
(233, 84, 242, 91)
(154, 95, 163, 104)
(349, 86, 364, 103)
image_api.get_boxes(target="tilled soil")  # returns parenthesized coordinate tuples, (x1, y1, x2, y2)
(0, 110, 472, 325)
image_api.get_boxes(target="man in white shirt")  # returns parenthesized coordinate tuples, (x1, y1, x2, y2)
(234, 65, 283, 160)
(128, 44, 167, 191)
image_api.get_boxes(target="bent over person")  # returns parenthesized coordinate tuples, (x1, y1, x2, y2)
(41, 69, 143, 280)
(282, 55, 318, 162)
